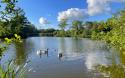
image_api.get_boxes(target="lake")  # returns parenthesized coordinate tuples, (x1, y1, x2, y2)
(1, 37, 124, 78)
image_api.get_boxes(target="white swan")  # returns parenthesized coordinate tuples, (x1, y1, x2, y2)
(42, 48, 49, 54)
(37, 49, 48, 55)
(37, 50, 41, 55)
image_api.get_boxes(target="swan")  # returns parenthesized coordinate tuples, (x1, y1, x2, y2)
(42, 48, 49, 54)
(37, 48, 49, 55)
(37, 50, 41, 55)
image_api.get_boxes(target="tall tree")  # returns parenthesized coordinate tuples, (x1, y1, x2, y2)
(0, 0, 18, 22)
(0, 0, 18, 36)
(71, 20, 83, 37)
(10, 8, 30, 34)
(58, 19, 68, 36)
(0, 0, 37, 37)
(58, 19, 68, 31)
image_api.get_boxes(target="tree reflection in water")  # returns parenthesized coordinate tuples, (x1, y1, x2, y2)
(14, 42, 27, 65)
(95, 49, 125, 78)
(14, 39, 34, 65)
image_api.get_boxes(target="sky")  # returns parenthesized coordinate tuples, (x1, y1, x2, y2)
(17, 0, 125, 29)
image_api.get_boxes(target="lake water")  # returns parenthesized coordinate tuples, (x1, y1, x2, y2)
(2, 37, 124, 78)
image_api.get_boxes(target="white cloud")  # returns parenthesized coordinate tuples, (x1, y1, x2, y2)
(87, 0, 110, 16)
(39, 17, 49, 25)
(57, 8, 88, 22)
(87, 0, 125, 16)
(56, 0, 125, 22)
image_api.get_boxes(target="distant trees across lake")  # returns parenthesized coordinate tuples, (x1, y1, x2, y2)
(38, 9, 125, 53)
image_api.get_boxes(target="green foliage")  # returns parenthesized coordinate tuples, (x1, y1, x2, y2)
(0, 34, 26, 78)
(0, 34, 21, 58)
(0, 0, 17, 21)
(96, 64, 125, 78)
(71, 20, 83, 38)
(0, 1, 28, 78)
(58, 20, 68, 30)
(58, 20, 68, 37)
(0, 0, 37, 38)
(0, 60, 26, 78)
(91, 9, 125, 52)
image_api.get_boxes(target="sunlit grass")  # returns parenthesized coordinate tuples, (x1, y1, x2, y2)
(0, 60, 27, 78)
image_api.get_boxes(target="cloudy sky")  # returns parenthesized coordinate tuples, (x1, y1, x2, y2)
(17, 0, 125, 29)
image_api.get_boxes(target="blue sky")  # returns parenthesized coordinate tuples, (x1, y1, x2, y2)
(17, 0, 125, 29)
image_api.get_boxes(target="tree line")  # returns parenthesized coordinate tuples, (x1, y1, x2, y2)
(39, 8, 125, 52)
(39, 20, 111, 38)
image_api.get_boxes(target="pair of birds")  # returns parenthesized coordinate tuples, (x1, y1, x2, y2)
(37, 48, 63, 58)
(37, 48, 49, 55)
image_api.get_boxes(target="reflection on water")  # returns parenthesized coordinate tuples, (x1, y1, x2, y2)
(83, 41, 112, 70)
(14, 39, 35, 65)
(14, 42, 27, 65)
(95, 49, 125, 78)
(85, 51, 111, 70)
(2, 37, 123, 78)
(57, 38, 85, 61)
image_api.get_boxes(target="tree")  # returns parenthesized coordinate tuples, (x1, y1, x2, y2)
(0, 0, 18, 22)
(10, 8, 31, 34)
(58, 19, 68, 37)
(0, 1, 27, 78)
(71, 20, 83, 37)
(0, 0, 37, 38)
(0, 0, 18, 37)
(58, 19, 68, 31)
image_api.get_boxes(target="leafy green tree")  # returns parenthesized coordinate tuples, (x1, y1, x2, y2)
(0, 0, 37, 38)
(0, 1, 27, 78)
(91, 9, 125, 52)
(58, 19, 68, 30)
(58, 19, 68, 37)
(8, 8, 29, 34)
(0, 0, 17, 36)
(0, 0, 18, 22)
(71, 20, 83, 37)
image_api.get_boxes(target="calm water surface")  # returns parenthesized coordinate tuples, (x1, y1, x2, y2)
(2, 37, 122, 78)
